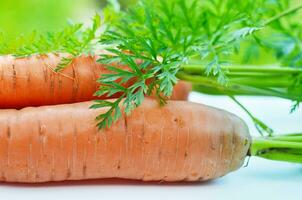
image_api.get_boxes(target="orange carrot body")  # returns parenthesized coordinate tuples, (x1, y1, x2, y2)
(0, 54, 191, 109)
(0, 99, 250, 183)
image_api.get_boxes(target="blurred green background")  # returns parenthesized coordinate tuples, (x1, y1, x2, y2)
(0, 0, 273, 65)
(0, 0, 98, 38)
(0, 0, 300, 66)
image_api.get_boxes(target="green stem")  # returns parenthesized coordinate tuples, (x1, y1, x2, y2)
(256, 150, 302, 163)
(181, 63, 302, 88)
(177, 72, 302, 101)
(229, 96, 273, 136)
(229, 77, 292, 87)
(264, 4, 302, 25)
(251, 134, 302, 164)
(177, 61, 302, 101)
(270, 134, 302, 142)
(181, 63, 302, 74)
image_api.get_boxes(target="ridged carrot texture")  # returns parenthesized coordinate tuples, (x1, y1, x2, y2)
(0, 99, 251, 183)
(0, 54, 191, 109)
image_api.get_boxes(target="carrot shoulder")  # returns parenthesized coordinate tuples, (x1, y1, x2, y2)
(0, 99, 250, 183)
(0, 54, 191, 108)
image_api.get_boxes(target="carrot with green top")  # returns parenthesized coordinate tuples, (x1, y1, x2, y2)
(0, 53, 191, 109)
(1, 98, 300, 183)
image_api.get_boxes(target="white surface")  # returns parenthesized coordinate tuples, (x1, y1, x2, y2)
(1, 92, 302, 200)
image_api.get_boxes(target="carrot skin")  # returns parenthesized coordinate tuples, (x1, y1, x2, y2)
(0, 54, 191, 108)
(0, 99, 251, 183)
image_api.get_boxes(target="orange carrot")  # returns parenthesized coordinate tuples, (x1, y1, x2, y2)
(0, 99, 250, 183)
(0, 54, 191, 109)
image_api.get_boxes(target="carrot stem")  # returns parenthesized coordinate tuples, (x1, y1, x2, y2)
(177, 72, 302, 101)
(177, 62, 302, 101)
(182, 63, 302, 74)
(251, 134, 302, 164)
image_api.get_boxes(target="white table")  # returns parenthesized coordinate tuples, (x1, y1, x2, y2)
(1, 92, 301, 200)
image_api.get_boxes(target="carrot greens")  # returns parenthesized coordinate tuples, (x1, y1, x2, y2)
(93, 0, 302, 132)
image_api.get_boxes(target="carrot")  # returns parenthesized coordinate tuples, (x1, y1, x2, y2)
(0, 99, 250, 183)
(0, 54, 191, 109)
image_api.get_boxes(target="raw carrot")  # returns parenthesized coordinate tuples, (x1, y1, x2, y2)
(0, 54, 191, 109)
(0, 99, 250, 183)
